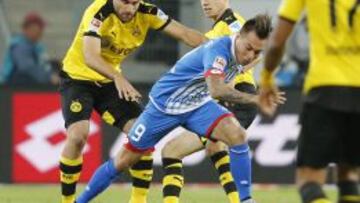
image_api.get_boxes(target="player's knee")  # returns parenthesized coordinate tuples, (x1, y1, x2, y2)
(205, 141, 227, 157)
(114, 150, 142, 170)
(161, 141, 184, 160)
(216, 118, 246, 147)
(66, 123, 89, 150)
(226, 127, 246, 147)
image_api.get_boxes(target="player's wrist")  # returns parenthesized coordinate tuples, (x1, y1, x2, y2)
(113, 72, 123, 80)
(260, 68, 275, 87)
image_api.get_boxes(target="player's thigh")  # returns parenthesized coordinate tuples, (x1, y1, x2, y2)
(59, 78, 94, 130)
(126, 103, 181, 153)
(185, 101, 245, 146)
(162, 129, 204, 159)
(297, 103, 342, 168)
(94, 83, 142, 131)
(211, 116, 246, 146)
(341, 111, 360, 166)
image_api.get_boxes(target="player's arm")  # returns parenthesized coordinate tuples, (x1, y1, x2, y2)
(206, 73, 258, 105)
(262, 18, 295, 79)
(83, 36, 120, 80)
(206, 73, 285, 106)
(258, 0, 303, 116)
(261, 0, 304, 83)
(162, 20, 207, 48)
(83, 36, 140, 101)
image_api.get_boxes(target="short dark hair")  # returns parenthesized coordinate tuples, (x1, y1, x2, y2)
(22, 12, 46, 29)
(240, 14, 272, 39)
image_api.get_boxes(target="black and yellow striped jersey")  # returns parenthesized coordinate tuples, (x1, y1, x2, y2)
(279, 0, 360, 93)
(63, 0, 171, 82)
(206, 9, 256, 86)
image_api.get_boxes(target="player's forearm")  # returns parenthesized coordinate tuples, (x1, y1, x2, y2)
(183, 28, 208, 47)
(84, 54, 121, 80)
(263, 17, 295, 73)
(211, 86, 258, 105)
(264, 44, 285, 73)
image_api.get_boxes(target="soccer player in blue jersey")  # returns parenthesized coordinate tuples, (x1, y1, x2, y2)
(76, 14, 284, 203)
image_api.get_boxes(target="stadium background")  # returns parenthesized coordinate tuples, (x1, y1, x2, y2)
(0, 0, 335, 202)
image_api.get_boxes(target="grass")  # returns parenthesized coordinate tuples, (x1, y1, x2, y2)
(0, 184, 337, 203)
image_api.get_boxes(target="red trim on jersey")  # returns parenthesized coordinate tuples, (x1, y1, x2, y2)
(205, 113, 235, 139)
(204, 68, 225, 78)
(124, 142, 155, 153)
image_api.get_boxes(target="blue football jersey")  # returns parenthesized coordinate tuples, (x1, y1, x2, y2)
(149, 36, 243, 114)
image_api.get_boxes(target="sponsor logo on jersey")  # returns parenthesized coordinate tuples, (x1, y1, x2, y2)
(213, 56, 227, 70)
(89, 18, 102, 32)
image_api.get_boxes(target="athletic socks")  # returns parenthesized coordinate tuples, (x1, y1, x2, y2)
(162, 158, 184, 203)
(76, 159, 121, 203)
(60, 156, 83, 203)
(210, 150, 240, 203)
(129, 154, 154, 203)
(229, 143, 252, 201)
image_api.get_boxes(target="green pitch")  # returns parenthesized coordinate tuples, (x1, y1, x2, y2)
(0, 184, 337, 203)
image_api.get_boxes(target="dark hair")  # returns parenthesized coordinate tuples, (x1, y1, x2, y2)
(240, 14, 272, 39)
(22, 12, 46, 29)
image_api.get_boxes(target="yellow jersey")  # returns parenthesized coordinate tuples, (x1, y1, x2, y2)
(62, 0, 171, 82)
(205, 9, 256, 86)
(279, 0, 360, 93)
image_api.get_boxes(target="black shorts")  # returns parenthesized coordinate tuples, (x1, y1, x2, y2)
(297, 103, 360, 168)
(59, 72, 142, 129)
(219, 82, 257, 129)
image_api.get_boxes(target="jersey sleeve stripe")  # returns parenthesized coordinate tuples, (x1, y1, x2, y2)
(93, 0, 114, 21)
(137, 3, 158, 15)
(83, 31, 101, 38)
(156, 18, 172, 31)
(212, 9, 237, 28)
(278, 15, 298, 24)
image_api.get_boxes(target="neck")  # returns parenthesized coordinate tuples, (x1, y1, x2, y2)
(212, 7, 229, 22)
(233, 35, 241, 64)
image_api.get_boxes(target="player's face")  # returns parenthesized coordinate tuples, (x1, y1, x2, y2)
(235, 31, 266, 66)
(200, 0, 228, 19)
(23, 24, 43, 42)
(113, 0, 140, 22)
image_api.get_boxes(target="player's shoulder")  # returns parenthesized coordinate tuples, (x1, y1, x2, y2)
(214, 9, 244, 33)
(206, 37, 232, 56)
(86, 0, 114, 21)
(137, 2, 160, 15)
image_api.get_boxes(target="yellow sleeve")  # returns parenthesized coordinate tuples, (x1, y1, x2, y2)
(205, 22, 231, 39)
(140, 3, 171, 30)
(82, 0, 112, 37)
(278, 0, 305, 22)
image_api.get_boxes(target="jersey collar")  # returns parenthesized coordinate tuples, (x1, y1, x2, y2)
(212, 8, 233, 28)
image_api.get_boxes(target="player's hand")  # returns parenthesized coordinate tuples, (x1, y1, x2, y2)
(256, 69, 286, 117)
(114, 74, 142, 102)
(257, 85, 286, 117)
